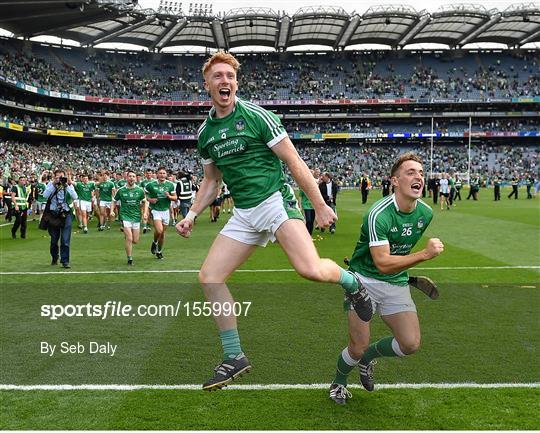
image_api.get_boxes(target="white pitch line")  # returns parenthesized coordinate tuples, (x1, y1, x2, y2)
(0, 383, 538, 391)
(0, 265, 538, 276)
(0, 222, 14, 227)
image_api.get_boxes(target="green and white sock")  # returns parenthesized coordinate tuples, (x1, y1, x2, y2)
(339, 268, 359, 294)
(361, 336, 405, 364)
(333, 347, 359, 386)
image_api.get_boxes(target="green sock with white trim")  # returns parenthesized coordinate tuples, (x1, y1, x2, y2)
(333, 347, 359, 386)
(361, 336, 404, 364)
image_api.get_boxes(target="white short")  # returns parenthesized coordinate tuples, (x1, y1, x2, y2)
(151, 209, 170, 225)
(37, 202, 47, 212)
(78, 200, 92, 213)
(170, 201, 178, 209)
(349, 273, 417, 316)
(99, 201, 112, 209)
(220, 189, 302, 247)
(123, 220, 140, 230)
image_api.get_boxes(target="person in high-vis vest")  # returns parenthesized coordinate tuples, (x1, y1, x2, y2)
(176, 171, 194, 219)
(11, 175, 31, 239)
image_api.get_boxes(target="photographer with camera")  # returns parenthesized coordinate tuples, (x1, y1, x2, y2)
(43, 169, 78, 268)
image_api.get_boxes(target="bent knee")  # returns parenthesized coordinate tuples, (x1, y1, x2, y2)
(397, 337, 421, 355)
(198, 269, 225, 285)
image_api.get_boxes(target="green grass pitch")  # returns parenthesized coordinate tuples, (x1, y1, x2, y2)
(1, 187, 538, 429)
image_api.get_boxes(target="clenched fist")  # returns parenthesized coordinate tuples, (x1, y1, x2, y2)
(315, 204, 338, 228)
(176, 218, 193, 238)
(424, 238, 444, 259)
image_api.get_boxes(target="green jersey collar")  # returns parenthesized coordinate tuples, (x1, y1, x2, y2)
(392, 193, 417, 214)
(208, 96, 239, 121)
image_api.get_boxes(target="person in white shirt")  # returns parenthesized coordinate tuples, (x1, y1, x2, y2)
(439, 173, 450, 210)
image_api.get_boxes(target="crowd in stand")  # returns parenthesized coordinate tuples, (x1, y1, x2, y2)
(1, 140, 537, 189)
(1, 42, 538, 100)
(3, 110, 538, 136)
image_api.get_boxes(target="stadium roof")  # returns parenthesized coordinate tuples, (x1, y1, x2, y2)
(0, 0, 539, 50)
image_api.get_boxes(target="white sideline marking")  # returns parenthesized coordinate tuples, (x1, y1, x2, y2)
(0, 222, 14, 227)
(0, 265, 538, 276)
(0, 383, 538, 391)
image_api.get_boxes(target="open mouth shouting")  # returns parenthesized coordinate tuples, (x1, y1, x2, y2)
(411, 182, 423, 194)
(218, 88, 231, 102)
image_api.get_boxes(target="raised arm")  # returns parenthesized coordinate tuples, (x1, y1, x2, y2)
(271, 136, 336, 228)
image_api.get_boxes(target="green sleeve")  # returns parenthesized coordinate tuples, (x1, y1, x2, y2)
(367, 212, 391, 247)
(251, 106, 287, 146)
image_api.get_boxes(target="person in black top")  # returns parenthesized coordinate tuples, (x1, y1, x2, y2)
(319, 172, 339, 234)
(360, 173, 369, 204)
(493, 176, 501, 201)
(432, 175, 440, 204)
(381, 176, 391, 197)
(526, 175, 534, 199)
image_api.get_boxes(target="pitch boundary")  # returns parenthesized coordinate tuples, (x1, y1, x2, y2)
(0, 265, 538, 276)
(1, 383, 538, 391)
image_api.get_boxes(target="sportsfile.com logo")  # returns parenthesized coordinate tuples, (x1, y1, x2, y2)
(40, 301, 252, 320)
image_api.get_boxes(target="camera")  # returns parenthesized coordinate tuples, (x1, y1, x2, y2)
(59, 176, 68, 185)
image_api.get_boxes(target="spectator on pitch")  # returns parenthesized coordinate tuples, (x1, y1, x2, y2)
(493, 176, 501, 201)
(319, 171, 339, 234)
(432, 174, 440, 205)
(360, 172, 370, 204)
(439, 173, 450, 210)
(4, 177, 15, 222)
(526, 174, 534, 199)
(454, 174, 462, 202)
(43, 169, 78, 268)
(381, 175, 391, 197)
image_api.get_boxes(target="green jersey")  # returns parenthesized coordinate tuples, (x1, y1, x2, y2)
(115, 179, 127, 189)
(75, 181, 95, 202)
(197, 98, 288, 209)
(144, 180, 176, 211)
(113, 186, 145, 222)
(349, 194, 433, 286)
(140, 178, 154, 190)
(299, 189, 313, 210)
(97, 180, 115, 202)
(37, 182, 47, 203)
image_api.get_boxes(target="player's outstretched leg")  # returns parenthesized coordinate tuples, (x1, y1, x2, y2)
(275, 219, 373, 321)
(199, 235, 256, 391)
